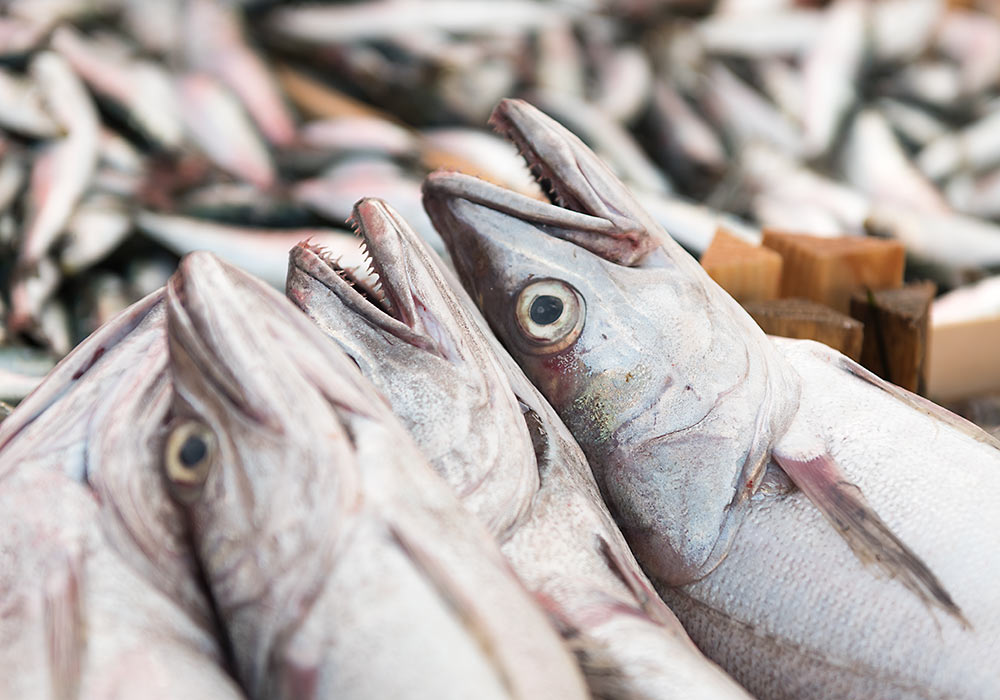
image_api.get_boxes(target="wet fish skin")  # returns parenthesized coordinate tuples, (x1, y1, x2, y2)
(288, 198, 752, 700)
(424, 98, 1000, 698)
(164, 251, 589, 700)
(0, 290, 245, 699)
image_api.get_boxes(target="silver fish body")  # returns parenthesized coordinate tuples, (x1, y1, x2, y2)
(423, 98, 1000, 699)
(164, 251, 588, 700)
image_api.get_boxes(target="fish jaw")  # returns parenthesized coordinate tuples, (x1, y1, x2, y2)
(285, 198, 446, 359)
(488, 97, 659, 265)
(423, 100, 802, 584)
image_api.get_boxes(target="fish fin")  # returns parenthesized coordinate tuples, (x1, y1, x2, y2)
(43, 549, 84, 700)
(837, 353, 1000, 453)
(771, 449, 969, 628)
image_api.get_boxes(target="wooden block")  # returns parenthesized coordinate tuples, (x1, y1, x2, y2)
(743, 298, 864, 360)
(849, 282, 936, 394)
(761, 230, 905, 313)
(927, 314, 1000, 402)
(700, 228, 783, 303)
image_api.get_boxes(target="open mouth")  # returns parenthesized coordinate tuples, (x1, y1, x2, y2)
(423, 98, 654, 266)
(488, 101, 590, 217)
(290, 198, 443, 355)
(300, 232, 394, 319)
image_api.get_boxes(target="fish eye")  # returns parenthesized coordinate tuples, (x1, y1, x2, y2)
(164, 420, 217, 499)
(514, 279, 585, 354)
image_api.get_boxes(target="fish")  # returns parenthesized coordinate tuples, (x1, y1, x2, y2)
(528, 90, 673, 195)
(183, 0, 296, 147)
(917, 105, 1000, 181)
(135, 210, 364, 289)
(423, 98, 1000, 699)
(293, 160, 447, 255)
(286, 200, 539, 539)
(163, 250, 589, 700)
(51, 25, 184, 150)
(839, 108, 950, 215)
(176, 74, 276, 190)
(287, 198, 752, 699)
(799, 0, 866, 158)
(648, 79, 727, 186)
(18, 51, 100, 270)
(59, 192, 133, 276)
(266, 1, 575, 43)
(0, 67, 60, 138)
(699, 62, 804, 157)
(0, 289, 245, 699)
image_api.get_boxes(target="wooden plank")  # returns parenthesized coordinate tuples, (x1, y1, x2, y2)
(761, 230, 905, 313)
(850, 282, 936, 394)
(928, 314, 1000, 401)
(700, 228, 783, 303)
(743, 297, 864, 360)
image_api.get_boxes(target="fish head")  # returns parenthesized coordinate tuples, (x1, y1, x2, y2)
(423, 99, 800, 584)
(164, 250, 371, 689)
(286, 198, 538, 536)
(0, 289, 231, 664)
(286, 198, 461, 374)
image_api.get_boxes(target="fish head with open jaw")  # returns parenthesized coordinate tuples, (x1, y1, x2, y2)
(423, 99, 801, 585)
(285, 198, 538, 538)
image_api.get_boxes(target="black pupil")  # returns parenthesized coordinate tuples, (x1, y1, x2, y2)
(179, 435, 207, 467)
(530, 295, 564, 325)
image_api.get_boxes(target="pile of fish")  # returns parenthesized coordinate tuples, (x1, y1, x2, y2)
(2, 97, 998, 700)
(3, 0, 1000, 697)
(5, 0, 1000, 407)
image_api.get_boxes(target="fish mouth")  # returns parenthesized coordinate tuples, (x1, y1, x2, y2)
(288, 198, 443, 356)
(423, 98, 657, 266)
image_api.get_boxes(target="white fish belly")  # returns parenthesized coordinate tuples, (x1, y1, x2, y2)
(660, 339, 1000, 699)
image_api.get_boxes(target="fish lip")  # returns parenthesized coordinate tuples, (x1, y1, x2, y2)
(288, 198, 442, 356)
(422, 170, 620, 236)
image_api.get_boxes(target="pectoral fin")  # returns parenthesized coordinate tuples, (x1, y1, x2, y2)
(771, 449, 968, 627)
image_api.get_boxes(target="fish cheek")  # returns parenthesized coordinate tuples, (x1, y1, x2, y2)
(519, 346, 587, 414)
